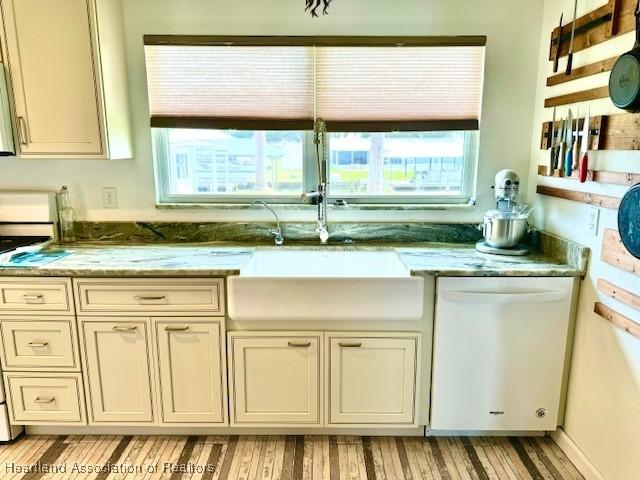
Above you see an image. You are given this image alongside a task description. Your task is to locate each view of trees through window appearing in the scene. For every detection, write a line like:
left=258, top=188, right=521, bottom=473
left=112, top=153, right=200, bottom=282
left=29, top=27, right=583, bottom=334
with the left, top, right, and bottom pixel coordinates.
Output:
left=164, top=129, right=469, bottom=199
left=166, top=129, right=304, bottom=196
left=328, top=132, right=466, bottom=196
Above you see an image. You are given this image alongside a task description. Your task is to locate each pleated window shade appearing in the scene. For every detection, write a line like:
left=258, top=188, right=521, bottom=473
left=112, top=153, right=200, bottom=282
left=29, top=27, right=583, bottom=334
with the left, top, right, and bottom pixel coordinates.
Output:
left=145, top=45, right=315, bottom=129
left=144, top=40, right=485, bottom=131
left=316, top=46, right=485, bottom=131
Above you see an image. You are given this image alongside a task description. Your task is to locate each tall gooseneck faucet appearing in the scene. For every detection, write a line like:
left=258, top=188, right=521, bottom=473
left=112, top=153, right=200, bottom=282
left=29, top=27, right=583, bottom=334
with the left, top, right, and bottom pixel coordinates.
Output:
left=301, top=119, right=329, bottom=244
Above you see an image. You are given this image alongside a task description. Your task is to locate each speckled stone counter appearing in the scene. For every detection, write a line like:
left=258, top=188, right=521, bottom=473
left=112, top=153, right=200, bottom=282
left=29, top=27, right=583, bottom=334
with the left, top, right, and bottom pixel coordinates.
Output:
left=0, top=240, right=588, bottom=278
left=397, top=245, right=585, bottom=277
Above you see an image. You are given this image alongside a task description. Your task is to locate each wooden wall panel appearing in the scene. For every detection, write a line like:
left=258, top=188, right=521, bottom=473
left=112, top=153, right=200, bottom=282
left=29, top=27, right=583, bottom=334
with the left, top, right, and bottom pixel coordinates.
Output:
left=546, top=57, right=616, bottom=86
left=601, top=229, right=640, bottom=275
left=597, top=279, right=640, bottom=310
left=549, top=0, right=637, bottom=60
left=536, top=186, right=621, bottom=209
left=594, top=302, right=640, bottom=340
left=544, top=86, right=610, bottom=108
left=537, top=166, right=640, bottom=186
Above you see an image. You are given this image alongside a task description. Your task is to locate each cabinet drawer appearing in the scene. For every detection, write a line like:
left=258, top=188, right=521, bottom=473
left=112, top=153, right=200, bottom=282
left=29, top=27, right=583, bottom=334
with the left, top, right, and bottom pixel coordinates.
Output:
left=1, top=320, right=78, bottom=370
left=4, top=373, right=85, bottom=424
left=0, top=279, right=73, bottom=314
left=75, top=279, right=224, bottom=315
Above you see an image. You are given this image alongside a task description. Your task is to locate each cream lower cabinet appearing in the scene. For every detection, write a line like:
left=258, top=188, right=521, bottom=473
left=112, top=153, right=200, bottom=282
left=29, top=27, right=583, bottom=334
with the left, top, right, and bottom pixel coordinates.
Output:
left=327, top=333, right=419, bottom=426
left=155, top=319, right=225, bottom=425
left=228, top=333, right=321, bottom=426
left=80, top=316, right=226, bottom=425
left=81, top=318, right=154, bottom=424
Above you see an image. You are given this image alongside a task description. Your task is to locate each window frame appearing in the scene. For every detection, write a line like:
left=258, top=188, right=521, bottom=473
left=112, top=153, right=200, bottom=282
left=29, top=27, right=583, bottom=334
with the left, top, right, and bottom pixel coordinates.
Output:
left=153, top=128, right=479, bottom=205
left=148, top=35, right=485, bottom=207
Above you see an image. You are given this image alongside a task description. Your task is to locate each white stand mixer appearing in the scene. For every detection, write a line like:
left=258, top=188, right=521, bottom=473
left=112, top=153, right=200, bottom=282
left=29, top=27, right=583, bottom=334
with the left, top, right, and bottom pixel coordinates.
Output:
left=476, top=170, right=531, bottom=256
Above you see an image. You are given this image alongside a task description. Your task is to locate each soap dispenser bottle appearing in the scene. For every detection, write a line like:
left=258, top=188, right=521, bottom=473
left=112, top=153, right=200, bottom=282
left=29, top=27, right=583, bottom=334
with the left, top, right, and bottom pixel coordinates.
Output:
left=58, top=186, right=77, bottom=243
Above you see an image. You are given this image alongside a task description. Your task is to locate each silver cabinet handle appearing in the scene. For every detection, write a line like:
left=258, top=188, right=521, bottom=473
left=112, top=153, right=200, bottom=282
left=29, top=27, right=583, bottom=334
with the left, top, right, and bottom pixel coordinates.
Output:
left=34, top=396, right=55, bottom=404
left=17, top=116, right=28, bottom=146
left=133, top=295, right=167, bottom=302
left=288, top=341, right=311, bottom=347
left=27, top=341, right=49, bottom=348
left=113, top=325, right=138, bottom=332
left=21, top=294, right=44, bottom=304
left=165, top=326, right=189, bottom=332
left=339, top=342, right=362, bottom=348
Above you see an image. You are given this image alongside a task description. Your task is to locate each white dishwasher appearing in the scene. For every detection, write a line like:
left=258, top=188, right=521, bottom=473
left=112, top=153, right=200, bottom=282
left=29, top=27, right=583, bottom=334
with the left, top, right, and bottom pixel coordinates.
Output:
left=430, top=276, right=574, bottom=432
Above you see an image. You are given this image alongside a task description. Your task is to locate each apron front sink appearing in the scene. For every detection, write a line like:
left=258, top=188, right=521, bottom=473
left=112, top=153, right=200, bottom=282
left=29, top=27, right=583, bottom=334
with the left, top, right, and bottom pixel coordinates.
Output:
left=227, top=250, right=424, bottom=321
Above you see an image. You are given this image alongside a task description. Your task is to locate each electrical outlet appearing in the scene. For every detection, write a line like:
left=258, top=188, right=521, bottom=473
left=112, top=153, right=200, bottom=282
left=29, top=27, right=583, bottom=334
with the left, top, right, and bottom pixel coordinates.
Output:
left=587, top=206, right=600, bottom=236
left=102, top=187, right=117, bottom=209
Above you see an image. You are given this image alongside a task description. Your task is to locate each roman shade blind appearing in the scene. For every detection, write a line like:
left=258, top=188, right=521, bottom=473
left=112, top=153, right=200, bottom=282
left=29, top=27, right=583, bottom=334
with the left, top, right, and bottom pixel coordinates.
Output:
left=144, top=36, right=486, bottom=132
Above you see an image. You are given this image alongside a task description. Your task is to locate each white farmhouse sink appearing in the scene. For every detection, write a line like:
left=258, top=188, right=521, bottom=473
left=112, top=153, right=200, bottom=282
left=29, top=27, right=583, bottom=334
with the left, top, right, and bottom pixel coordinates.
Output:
left=227, top=250, right=424, bottom=321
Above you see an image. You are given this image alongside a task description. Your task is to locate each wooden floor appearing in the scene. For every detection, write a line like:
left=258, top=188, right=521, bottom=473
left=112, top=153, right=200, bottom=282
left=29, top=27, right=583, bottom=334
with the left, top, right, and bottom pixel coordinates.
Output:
left=0, top=434, right=584, bottom=480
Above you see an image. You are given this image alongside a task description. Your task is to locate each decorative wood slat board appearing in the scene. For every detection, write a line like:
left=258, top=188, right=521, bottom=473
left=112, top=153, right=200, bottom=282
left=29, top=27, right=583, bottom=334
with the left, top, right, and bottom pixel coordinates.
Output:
left=546, top=57, right=617, bottom=86
left=602, top=228, right=640, bottom=275
left=597, top=278, right=640, bottom=310
left=0, top=434, right=585, bottom=479
left=540, top=116, right=602, bottom=150
left=548, top=0, right=636, bottom=60
left=544, top=86, right=610, bottom=108
left=594, top=302, right=640, bottom=340
left=540, top=112, right=640, bottom=152
left=537, top=165, right=640, bottom=185
left=600, top=113, right=640, bottom=150
left=536, top=185, right=621, bottom=209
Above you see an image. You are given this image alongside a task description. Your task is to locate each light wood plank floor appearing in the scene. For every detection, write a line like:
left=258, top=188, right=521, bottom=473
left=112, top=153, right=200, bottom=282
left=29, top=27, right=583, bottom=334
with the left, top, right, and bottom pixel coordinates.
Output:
left=0, top=434, right=584, bottom=479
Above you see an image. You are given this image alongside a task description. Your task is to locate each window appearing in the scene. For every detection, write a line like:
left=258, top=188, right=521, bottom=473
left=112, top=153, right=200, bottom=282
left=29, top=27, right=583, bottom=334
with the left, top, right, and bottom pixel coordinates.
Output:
left=146, top=36, right=485, bottom=204
left=328, top=131, right=475, bottom=198
left=159, top=129, right=305, bottom=199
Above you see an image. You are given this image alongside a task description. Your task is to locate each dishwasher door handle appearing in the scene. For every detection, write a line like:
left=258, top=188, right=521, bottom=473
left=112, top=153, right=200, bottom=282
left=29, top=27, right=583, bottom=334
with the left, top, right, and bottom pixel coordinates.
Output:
left=440, top=290, right=570, bottom=304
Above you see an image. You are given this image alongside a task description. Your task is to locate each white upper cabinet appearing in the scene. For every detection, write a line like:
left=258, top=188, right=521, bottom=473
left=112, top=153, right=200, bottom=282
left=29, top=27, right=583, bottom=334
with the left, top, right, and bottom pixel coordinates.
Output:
left=0, top=0, right=132, bottom=158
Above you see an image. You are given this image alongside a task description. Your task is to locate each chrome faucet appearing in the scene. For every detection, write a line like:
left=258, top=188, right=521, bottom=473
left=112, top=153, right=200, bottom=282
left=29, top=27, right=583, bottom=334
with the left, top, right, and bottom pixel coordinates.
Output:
left=251, top=200, right=284, bottom=246
left=302, top=119, right=330, bottom=244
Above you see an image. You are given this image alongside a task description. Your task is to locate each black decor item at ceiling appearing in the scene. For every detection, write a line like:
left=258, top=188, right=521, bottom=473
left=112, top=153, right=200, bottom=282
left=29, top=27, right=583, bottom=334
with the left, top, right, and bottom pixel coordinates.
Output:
left=306, top=0, right=332, bottom=17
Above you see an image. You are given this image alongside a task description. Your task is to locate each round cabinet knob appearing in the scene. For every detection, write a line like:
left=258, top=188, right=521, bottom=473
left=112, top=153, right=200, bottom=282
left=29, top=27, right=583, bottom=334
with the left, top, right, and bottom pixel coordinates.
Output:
left=536, top=408, right=547, bottom=418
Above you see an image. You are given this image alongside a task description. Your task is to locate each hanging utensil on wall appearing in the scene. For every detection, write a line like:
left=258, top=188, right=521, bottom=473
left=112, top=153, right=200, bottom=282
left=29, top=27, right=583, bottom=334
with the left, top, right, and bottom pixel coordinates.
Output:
left=618, top=183, right=640, bottom=259
left=553, top=13, right=564, bottom=73
left=609, top=1, right=640, bottom=110
left=565, top=108, right=574, bottom=176
left=579, top=107, right=590, bottom=182
left=566, top=0, right=578, bottom=75
left=549, top=107, right=557, bottom=174
left=559, top=116, right=568, bottom=172
left=573, top=107, right=581, bottom=171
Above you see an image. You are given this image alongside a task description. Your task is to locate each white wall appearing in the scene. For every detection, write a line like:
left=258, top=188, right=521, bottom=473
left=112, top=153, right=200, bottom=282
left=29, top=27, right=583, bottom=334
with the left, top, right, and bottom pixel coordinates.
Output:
left=0, top=0, right=542, bottom=222
left=528, top=2, right=640, bottom=479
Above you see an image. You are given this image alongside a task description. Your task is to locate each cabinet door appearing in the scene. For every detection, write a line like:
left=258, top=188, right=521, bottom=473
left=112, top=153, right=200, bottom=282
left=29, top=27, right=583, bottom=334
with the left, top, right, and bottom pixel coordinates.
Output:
left=229, top=334, right=321, bottom=425
left=81, top=319, right=154, bottom=423
left=328, top=335, right=417, bottom=425
left=155, top=319, right=225, bottom=424
left=1, top=0, right=103, bottom=156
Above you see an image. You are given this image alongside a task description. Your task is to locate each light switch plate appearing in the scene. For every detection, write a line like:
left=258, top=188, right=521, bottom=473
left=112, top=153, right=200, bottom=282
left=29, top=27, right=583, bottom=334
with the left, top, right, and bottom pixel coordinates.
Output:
left=587, top=206, right=600, bottom=236
left=102, top=187, right=117, bottom=209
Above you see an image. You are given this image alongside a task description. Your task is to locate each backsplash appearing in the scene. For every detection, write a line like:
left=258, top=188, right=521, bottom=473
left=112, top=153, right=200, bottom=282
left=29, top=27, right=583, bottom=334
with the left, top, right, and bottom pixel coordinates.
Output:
left=72, top=222, right=485, bottom=244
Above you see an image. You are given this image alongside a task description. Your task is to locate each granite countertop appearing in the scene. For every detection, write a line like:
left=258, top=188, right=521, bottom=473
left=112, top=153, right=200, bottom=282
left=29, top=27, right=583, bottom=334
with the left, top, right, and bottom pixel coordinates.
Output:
left=0, top=241, right=587, bottom=277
